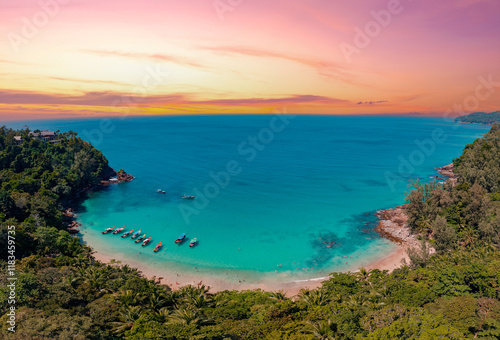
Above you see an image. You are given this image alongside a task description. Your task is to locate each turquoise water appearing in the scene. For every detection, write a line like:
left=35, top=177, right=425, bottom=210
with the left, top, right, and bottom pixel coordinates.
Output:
left=6, top=115, right=490, bottom=282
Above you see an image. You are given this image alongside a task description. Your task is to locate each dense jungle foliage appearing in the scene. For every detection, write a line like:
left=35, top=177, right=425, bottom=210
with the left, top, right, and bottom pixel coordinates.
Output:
left=1, top=126, right=500, bottom=339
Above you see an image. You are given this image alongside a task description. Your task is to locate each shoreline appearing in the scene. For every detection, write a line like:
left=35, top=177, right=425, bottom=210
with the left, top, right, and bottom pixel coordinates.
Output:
left=92, top=251, right=327, bottom=296
left=90, top=243, right=404, bottom=296
left=63, top=168, right=134, bottom=234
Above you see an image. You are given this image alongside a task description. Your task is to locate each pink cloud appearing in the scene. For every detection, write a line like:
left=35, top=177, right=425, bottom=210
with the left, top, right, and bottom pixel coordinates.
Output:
left=0, top=89, right=348, bottom=108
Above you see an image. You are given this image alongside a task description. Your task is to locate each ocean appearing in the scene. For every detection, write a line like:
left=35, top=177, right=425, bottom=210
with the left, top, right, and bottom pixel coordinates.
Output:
left=6, top=115, right=490, bottom=283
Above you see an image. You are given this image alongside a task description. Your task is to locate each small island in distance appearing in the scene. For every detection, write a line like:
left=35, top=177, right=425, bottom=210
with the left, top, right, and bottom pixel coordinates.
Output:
left=455, top=111, right=500, bottom=125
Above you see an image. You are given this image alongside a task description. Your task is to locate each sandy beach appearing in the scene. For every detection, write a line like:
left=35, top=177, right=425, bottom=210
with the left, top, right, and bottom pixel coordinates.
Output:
left=91, top=240, right=408, bottom=297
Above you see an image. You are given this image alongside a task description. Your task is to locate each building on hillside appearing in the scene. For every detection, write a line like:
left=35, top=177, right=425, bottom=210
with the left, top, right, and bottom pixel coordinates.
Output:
left=29, top=130, right=59, bottom=142
left=14, top=136, right=23, bottom=145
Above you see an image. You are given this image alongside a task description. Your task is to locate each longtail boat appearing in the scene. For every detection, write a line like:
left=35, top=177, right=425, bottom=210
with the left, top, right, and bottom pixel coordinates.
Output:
left=189, top=237, right=197, bottom=248
left=130, top=229, right=142, bottom=239
left=113, top=226, right=126, bottom=234
left=182, top=195, right=195, bottom=199
left=154, top=240, right=163, bottom=252
left=135, top=233, right=147, bottom=243
left=101, top=226, right=115, bottom=234
left=174, top=233, right=186, bottom=244
left=142, top=236, right=152, bottom=246
left=121, top=228, right=134, bottom=238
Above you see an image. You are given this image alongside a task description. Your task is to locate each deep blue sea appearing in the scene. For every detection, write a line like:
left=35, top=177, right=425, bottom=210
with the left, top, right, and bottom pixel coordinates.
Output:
left=5, top=115, right=490, bottom=283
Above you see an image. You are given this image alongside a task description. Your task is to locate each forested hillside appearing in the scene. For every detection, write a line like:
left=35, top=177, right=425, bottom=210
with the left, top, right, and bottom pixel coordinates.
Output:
left=1, top=126, right=500, bottom=339
left=0, top=127, right=113, bottom=260
left=455, top=111, right=500, bottom=125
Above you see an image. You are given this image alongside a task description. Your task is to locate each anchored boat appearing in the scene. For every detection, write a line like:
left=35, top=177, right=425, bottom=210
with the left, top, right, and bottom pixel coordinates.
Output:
left=174, top=233, right=186, bottom=244
left=154, top=240, right=163, bottom=252
left=113, top=226, right=126, bottom=234
left=121, top=228, right=134, bottom=238
left=102, top=226, right=115, bottom=234
left=135, top=233, right=147, bottom=243
left=131, top=229, right=142, bottom=239
left=142, top=236, right=152, bottom=246
left=189, top=237, right=197, bottom=247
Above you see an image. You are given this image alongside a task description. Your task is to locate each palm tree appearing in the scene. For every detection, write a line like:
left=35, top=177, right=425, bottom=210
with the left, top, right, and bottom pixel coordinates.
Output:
left=374, top=285, right=390, bottom=300
left=343, top=295, right=366, bottom=311
left=111, top=306, right=143, bottom=334
left=364, top=291, right=386, bottom=310
left=120, top=264, right=141, bottom=278
left=462, top=227, right=477, bottom=247
left=169, top=290, right=183, bottom=308
left=307, top=319, right=343, bottom=340
left=147, top=292, right=170, bottom=312
left=270, top=290, right=287, bottom=301
left=180, top=284, right=210, bottom=299
left=155, top=307, right=170, bottom=323
left=331, top=293, right=343, bottom=304
left=186, top=293, right=213, bottom=309
left=72, top=254, right=90, bottom=268
left=169, top=306, right=211, bottom=326
left=72, top=266, right=112, bottom=296
left=299, top=289, right=329, bottom=307
left=179, top=284, right=213, bottom=308
left=115, top=290, right=140, bottom=307
left=356, top=267, right=371, bottom=285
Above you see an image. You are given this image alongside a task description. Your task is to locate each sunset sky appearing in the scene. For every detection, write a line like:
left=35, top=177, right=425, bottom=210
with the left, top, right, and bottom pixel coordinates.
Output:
left=1, top=0, right=499, bottom=120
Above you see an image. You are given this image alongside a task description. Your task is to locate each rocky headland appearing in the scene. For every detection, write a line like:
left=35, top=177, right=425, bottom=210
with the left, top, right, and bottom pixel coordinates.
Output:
left=376, top=164, right=457, bottom=249
left=100, top=168, right=134, bottom=185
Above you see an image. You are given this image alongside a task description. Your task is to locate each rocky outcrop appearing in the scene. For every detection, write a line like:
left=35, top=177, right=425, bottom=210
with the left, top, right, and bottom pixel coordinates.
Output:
left=116, top=170, right=134, bottom=182
left=63, top=208, right=75, bottom=218
left=101, top=168, right=134, bottom=185
left=65, top=209, right=81, bottom=233
left=436, top=163, right=457, bottom=185
left=376, top=205, right=419, bottom=248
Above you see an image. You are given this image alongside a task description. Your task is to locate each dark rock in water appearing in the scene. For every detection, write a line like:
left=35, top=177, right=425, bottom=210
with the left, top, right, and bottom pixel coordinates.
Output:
left=101, top=168, right=134, bottom=185
left=117, top=169, right=134, bottom=182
